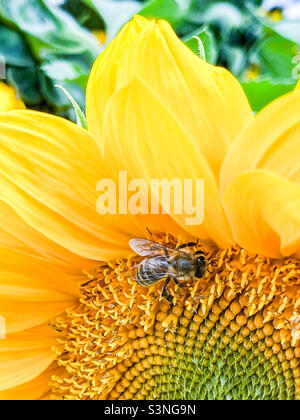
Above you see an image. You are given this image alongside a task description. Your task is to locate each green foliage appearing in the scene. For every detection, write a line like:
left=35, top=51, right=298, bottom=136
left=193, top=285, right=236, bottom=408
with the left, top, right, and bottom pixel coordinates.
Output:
left=0, top=0, right=101, bottom=119
left=241, top=77, right=296, bottom=113
left=55, top=84, right=87, bottom=128
left=0, top=0, right=298, bottom=120
left=82, top=0, right=142, bottom=41
left=140, top=0, right=193, bottom=28
left=183, top=26, right=219, bottom=64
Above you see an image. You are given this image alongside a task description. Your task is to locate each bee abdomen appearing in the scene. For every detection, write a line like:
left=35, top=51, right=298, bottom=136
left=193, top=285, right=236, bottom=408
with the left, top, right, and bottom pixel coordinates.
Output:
left=135, top=257, right=167, bottom=286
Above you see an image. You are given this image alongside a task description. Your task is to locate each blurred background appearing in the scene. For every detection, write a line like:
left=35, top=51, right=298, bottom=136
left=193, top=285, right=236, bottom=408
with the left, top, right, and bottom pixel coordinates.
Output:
left=0, top=0, right=299, bottom=121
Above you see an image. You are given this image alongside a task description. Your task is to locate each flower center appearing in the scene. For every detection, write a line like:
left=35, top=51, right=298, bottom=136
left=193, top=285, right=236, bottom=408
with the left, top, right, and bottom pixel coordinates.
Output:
left=50, top=234, right=300, bottom=400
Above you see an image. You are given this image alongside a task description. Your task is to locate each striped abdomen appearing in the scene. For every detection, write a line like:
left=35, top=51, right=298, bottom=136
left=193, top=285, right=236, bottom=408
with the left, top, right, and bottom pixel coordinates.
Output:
left=135, top=256, right=169, bottom=286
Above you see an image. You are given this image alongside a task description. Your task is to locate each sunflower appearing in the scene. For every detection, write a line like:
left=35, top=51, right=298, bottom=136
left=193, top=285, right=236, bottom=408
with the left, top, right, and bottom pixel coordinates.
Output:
left=0, top=16, right=299, bottom=400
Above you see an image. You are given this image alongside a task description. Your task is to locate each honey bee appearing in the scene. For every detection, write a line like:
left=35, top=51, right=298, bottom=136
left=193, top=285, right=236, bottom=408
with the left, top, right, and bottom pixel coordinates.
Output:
left=128, top=238, right=207, bottom=302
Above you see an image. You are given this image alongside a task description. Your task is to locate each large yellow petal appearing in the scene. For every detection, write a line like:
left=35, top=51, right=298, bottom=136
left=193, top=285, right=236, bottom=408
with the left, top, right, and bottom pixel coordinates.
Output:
left=223, top=170, right=300, bottom=258
left=0, top=82, right=25, bottom=112
left=86, top=15, right=147, bottom=153
left=87, top=17, right=253, bottom=181
left=0, top=325, right=56, bottom=391
left=102, top=79, right=233, bottom=247
left=0, top=362, right=61, bottom=400
left=0, top=110, right=136, bottom=261
left=220, top=90, right=300, bottom=194
left=0, top=247, right=78, bottom=333
left=0, top=201, right=98, bottom=272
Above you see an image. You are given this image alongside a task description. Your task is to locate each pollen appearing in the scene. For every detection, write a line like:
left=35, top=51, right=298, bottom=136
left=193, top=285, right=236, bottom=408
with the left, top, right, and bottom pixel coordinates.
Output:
left=50, top=234, right=300, bottom=400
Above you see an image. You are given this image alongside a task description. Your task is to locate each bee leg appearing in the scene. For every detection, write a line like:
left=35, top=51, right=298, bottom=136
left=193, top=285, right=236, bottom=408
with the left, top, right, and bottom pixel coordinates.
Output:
left=176, top=240, right=199, bottom=250
left=173, top=278, right=184, bottom=288
left=161, top=277, right=173, bottom=302
left=193, top=250, right=206, bottom=256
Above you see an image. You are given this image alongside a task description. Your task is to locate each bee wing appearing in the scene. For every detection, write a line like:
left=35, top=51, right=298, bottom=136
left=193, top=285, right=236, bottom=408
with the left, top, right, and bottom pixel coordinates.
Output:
left=129, top=238, right=173, bottom=257
left=125, top=257, right=181, bottom=282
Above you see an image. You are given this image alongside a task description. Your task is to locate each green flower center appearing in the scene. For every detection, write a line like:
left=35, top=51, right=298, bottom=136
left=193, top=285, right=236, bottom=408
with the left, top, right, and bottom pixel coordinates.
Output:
left=50, top=236, right=299, bottom=400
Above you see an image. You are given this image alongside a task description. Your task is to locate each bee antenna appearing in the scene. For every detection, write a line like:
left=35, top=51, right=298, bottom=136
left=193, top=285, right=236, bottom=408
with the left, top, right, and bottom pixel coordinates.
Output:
left=146, top=227, right=153, bottom=237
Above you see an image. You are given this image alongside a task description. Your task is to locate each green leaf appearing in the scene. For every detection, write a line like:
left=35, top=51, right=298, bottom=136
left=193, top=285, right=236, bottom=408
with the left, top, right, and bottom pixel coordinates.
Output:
left=183, top=26, right=219, bottom=64
left=40, top=58, right=91, bottom=116
left=241, top=77, right=296, bottom=113
left=38, top=69, right=87, bottom=118
left=55, top=84, right=87, bottom=128
left=188, top=2, right=245, bottom=30
left=223, top=45, right=247, bottom=76
left=140, top=0, right=193, bottom=28
left=63, top=0, right=105, bottom=31
left=81, top=0, right=141, bottom=41
left=41, top=58, right=89, bottom=89
left=0, top=0, right=101, bottom=122
left=263, top=19, right=300, bottom=45
left=38, top=72, right=70, bottom=111
left=0, top=24, right=34, bottom=67
left=253, top=34, right=299, bottom=80
left=6, top=66, right=42, bottom=105
left=0, top=0, right=100, bottom=61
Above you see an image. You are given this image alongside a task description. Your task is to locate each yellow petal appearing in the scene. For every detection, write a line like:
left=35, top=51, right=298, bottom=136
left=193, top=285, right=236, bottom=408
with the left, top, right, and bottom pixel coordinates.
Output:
left=0, top=201, right=99, bottom=272
left=0, top=325, right=57, bottom=391
left=220, top=90, right=300, bottom=194
left=0, top=362, right=60, bottom=400
left=0, top=247, right=78, bottom=333
left=223, top=170, right=300, bottom=258
left=86, top=15, right=147, bottom=153
left=102, top=79, right=233, bottom=247
left=296, top=79, right=300, bottom=90
left=87, top=17, right=253, bottom=181
left=0, top=82, right=25, bottom=112
left=0, top=110, right=133, bottom=261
